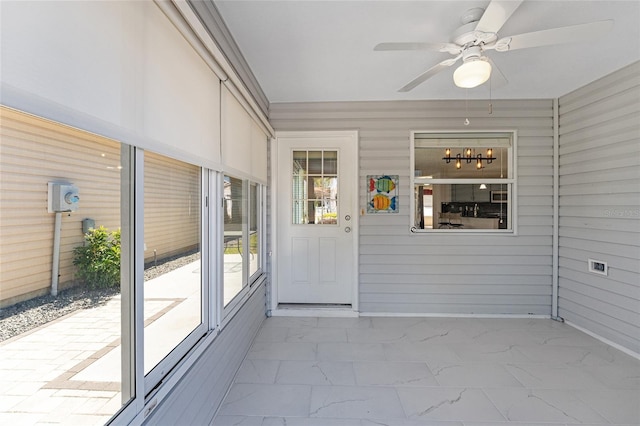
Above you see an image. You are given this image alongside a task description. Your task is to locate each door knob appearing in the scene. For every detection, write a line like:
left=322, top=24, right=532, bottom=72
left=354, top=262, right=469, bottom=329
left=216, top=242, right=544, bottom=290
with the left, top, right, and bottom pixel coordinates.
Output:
left=345, top=214, right=351, bottom=221
left=345, top=226, right=351, bottom=233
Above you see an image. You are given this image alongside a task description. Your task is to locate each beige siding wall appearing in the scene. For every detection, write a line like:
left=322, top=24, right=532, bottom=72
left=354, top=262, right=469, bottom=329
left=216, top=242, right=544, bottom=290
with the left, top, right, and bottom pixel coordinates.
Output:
left=558, top=62, right=640, bottom=353
left=270, top=99, right=555, bottom=315
left=0, top=107, right=121, bottom=306
left=144, top=151, right=201, bottom=265
left=0, top=107, right=201, bottom=307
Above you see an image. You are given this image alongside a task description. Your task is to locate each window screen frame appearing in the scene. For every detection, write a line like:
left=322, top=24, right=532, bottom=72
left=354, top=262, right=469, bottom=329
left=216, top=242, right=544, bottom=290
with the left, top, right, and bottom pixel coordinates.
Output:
left=220, top=173, right=266, bottom=324
left=139, top=149, right=210, bottom=394
left=410, top=130, right=518, bottom=235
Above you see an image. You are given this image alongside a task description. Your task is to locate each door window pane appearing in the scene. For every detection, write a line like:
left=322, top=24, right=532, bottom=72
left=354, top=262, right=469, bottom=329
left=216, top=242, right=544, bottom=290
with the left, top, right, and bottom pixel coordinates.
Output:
left=143, top=151, right=201, bottom=375
left=307, top=150, right=323, bottom=174
left=291, top=150, right=339, bottom=225
left=323, top=151, right=338, bottom=174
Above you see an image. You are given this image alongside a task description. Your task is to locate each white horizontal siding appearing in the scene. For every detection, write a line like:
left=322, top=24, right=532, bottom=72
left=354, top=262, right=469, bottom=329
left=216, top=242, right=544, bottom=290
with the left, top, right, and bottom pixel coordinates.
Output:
left=270, top=99, right=554, bottom=315
left=558, top=61, right=640, bottom=354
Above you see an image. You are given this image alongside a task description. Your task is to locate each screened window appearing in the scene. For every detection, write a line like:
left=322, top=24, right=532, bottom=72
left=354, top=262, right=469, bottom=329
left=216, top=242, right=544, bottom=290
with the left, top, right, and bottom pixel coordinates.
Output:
left=412, top=132, right=515, bottom=232
left=222, top=175, right=264, bottom=312
left=1, top=109, right=267, bottom=425
left=223, top=175, right=246, bottom=306
left=143, top=151, right=206, bottom=385
left=0, top=108, right=134, bottom=419
left=249, top=182, right=260, bottom=279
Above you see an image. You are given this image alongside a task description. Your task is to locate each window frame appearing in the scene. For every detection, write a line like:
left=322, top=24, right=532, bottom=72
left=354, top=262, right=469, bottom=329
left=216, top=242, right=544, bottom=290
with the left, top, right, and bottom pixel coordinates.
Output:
left=410, top=130, right=518, bottom=234
left=138, top=149, right=210, bottom=394
left=2, top=110, right=268, bottom=426
left=221, top=174, right=247, bottom=313
left=220, top=174, right=266, bottom=323
left=248, top=181, right=264, bottom=284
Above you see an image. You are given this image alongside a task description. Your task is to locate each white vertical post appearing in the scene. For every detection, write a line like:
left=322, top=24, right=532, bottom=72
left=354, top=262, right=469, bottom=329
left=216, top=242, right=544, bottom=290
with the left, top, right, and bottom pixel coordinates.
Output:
left=51, top=212, right=62, bottom=296
left=552, top=98, right=560, bottom=319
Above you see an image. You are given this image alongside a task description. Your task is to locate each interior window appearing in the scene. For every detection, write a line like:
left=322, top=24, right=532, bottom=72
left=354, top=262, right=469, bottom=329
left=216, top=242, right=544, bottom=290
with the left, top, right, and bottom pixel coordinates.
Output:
left=412, top=132, right=514, bottom=232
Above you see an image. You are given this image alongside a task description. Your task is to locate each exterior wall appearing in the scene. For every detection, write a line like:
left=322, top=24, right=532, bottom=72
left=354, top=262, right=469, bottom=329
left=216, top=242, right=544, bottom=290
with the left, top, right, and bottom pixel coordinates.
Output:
left=270, top=99, right=555, bottom=315
left=143, top=151, right=201, bottom=265
left=0, top=108, right=200, bottom=307
left=558, top=62, right=640, bottom=353
left=2, top=2, right=270, bottom=425
left=144, top=281, right=266, bottom=425
left=0, top=108, right=121, bottom=306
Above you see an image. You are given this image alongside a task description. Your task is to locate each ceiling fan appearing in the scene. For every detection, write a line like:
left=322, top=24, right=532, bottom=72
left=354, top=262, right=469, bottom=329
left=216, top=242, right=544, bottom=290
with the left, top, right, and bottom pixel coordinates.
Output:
left=374, top=0, right=614, bottom=92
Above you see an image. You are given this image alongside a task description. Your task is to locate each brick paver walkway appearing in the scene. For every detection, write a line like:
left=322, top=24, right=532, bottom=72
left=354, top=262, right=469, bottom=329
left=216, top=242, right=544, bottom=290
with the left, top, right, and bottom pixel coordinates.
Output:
left=0, top=296, right=122, bottom=425
left=0, top=255, right=244, bottom=425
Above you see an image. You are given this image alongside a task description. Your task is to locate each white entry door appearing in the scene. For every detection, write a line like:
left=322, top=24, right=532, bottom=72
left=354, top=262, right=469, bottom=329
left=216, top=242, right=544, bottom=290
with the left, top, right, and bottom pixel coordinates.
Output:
left=276, top=131, right=357, bottom=305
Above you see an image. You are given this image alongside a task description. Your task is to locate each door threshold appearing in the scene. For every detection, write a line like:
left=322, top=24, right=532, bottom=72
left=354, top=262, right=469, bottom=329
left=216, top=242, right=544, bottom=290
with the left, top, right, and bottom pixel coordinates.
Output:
left=271, top=303, right=358, bottom=318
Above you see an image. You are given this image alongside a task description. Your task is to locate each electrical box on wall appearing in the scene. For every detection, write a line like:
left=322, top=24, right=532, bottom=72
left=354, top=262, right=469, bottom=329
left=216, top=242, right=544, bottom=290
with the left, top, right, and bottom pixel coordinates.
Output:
left=82, top=218, right=95, bottom=234
left=48, top=182, right=80, bottom=213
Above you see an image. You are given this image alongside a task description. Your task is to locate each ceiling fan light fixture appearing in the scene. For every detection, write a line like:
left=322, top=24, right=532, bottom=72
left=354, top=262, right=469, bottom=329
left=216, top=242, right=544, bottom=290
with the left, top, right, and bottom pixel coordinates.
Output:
left=453, top=59, right=492, bottom=88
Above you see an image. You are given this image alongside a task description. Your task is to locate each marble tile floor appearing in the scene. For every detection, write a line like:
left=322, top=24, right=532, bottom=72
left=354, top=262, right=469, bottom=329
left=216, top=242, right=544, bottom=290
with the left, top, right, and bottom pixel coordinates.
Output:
left=212, top=316, right=640, bottom=426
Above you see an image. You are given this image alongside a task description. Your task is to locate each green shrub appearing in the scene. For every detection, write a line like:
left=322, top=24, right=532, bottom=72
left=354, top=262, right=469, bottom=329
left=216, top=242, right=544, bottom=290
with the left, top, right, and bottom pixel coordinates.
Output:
left=73, top=226, right=121, bottom=289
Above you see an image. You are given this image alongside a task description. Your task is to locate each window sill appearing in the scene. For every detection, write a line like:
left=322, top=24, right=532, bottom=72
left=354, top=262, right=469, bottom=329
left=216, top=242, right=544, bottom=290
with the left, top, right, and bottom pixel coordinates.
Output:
left=410, top=227, right=515, bottom=235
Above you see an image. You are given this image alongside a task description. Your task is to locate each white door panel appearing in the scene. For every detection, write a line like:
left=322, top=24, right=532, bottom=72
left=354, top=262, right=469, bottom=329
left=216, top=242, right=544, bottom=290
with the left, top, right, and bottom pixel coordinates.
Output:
left=276, top=131, right=357, bottom=305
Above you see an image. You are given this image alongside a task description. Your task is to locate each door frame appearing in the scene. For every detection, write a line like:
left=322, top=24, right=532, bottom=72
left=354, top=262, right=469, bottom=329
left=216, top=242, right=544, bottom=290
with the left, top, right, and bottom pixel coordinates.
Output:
left=270, top=130, right=359, bottom=316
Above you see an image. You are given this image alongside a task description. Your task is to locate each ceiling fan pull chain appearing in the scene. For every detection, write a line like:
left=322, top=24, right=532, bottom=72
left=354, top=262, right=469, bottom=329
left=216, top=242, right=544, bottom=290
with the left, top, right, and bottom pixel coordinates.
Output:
left=488, top=75, right=493, bottom=115
left=464, top=89, right=470, bottom=125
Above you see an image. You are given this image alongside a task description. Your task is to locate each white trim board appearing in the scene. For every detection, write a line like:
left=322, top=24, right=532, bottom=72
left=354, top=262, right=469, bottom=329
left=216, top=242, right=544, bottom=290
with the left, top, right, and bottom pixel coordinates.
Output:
left=270, top=307, right=359, bottom=318
left=360, top=313, right=551, bottom=319
left=565, top=320, right=640, bottom=361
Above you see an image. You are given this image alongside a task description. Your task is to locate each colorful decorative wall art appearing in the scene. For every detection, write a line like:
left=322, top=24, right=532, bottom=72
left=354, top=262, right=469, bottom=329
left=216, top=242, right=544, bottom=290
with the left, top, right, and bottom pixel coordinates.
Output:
left=367, top=175, right=399, bottom=213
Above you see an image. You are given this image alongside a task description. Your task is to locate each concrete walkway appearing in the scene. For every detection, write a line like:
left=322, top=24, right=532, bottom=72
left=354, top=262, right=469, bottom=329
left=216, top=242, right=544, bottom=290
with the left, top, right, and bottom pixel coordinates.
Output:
left=0, top=256, right=242, bottom=425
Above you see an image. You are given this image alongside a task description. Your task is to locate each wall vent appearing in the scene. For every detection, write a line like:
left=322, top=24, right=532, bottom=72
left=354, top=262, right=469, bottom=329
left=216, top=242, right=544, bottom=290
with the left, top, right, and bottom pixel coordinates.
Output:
left=588, top=259, right=608, bottom=276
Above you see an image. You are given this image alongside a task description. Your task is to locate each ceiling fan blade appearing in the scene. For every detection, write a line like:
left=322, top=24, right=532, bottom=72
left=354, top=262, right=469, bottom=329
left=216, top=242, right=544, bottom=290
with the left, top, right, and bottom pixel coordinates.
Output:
left=475, top=0, right=523, bottom=34
left=398, top=56, right=460, bottom=92
left=375, top=42, right=461, bottom=54
left=497, top=20, right=614, bottom=51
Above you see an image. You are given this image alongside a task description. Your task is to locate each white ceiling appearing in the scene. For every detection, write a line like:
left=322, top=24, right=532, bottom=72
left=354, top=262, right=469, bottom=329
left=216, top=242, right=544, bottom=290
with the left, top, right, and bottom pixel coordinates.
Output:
left=213, top=0, right=640, bottom=103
